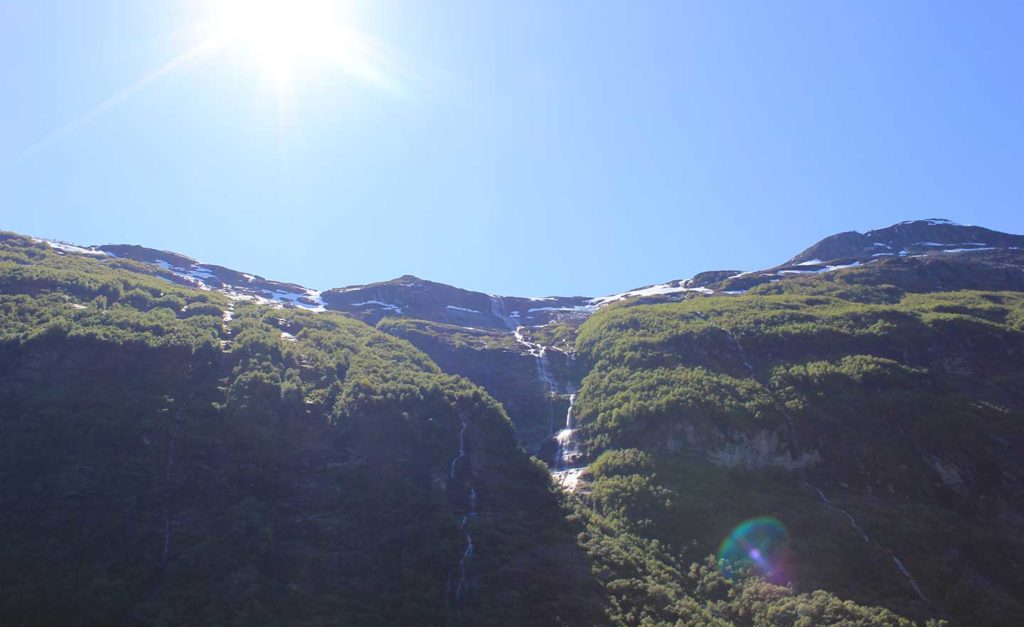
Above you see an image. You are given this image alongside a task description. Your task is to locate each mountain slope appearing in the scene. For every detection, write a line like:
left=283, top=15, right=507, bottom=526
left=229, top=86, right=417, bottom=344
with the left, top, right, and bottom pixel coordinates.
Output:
left=569, top=268, right=1024, bottom=625
left=787, top=219, right=1024, bottom=265
left=0, top=233, right=603, bottom=626
left=6, top=219, right=1024, bottom=625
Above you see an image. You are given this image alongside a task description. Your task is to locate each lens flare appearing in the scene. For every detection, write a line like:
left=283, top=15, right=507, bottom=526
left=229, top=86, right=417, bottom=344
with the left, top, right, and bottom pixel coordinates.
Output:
left=717, top=516, right=790, bottom=582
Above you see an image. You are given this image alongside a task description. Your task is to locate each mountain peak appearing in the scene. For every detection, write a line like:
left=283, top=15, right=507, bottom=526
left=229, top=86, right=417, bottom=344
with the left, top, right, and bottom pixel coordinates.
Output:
left=787, top=219, right=1023, bottom=265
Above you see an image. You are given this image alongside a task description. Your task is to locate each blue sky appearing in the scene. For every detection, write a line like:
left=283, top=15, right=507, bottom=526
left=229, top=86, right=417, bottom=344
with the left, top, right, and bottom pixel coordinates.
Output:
left=2, top=1, right=1022, bottom=296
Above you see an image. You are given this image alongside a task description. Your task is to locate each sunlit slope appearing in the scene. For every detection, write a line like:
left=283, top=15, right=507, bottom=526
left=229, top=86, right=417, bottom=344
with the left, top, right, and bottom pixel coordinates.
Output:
left=571, top=276, right=1024, bottom=625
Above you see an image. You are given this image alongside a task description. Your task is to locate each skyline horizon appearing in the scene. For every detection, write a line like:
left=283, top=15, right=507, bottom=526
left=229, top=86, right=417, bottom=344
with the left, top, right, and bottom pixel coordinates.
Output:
left=3, top=1, right=1022, bottom=296
left=10, top=214, right=1020, bottom=297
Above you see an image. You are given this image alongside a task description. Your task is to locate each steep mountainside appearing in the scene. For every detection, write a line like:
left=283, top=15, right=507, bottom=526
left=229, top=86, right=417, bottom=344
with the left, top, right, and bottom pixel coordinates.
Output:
left=5, top=218, right=1023, bottom=626
left=0, top=233, right=601, bottom=625
left=571, top=287, right=1024, bottom=625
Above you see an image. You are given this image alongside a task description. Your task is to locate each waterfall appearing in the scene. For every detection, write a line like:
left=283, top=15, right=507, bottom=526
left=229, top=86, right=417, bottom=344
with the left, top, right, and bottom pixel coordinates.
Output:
left=488, top=295, right=517, bottom=331
left=892, top=556, right=927, bottom=601
left=552, top=393, right=586, bottom=490
left=810, top=486, right=870, bottom=543
left=554, top=394, right=578, bottom=469
left=448, top=410, right=477, bottom=610
left=810, top=484, right=927, bottom=601
left=491, top=295, right=558, bottom=394
left=490, top=294, right=560, bottom=435
left=491, top=294, right=586, bottom=488
left=449, top=413, right=467, bottom=478
left=515, top=325, right=561, bottom=436
left=219, top=304, right=234, bottom=351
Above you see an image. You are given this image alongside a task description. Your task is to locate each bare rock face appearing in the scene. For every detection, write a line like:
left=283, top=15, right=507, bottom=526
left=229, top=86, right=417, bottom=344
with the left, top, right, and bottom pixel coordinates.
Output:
left=663, top=419, right=821, bottom=469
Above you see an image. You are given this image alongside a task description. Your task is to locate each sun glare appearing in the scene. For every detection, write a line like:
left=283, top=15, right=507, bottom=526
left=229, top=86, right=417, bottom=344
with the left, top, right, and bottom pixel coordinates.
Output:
left=202, top=0, right=390, bottom=89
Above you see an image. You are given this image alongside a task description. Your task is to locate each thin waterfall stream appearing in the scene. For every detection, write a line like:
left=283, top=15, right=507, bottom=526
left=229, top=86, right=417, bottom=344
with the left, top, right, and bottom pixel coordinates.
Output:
left=490, top=295, right=559, bottom=434
left=810, top=484, right=927, bottom=601
left=447, top=409, right=477, bottom=609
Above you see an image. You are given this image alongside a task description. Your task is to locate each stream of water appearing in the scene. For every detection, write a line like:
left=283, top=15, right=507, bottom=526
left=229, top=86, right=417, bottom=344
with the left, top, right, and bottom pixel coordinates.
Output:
left=552, top=393, right=586, bottom=490
left=447, top=410, right=477, bottom=609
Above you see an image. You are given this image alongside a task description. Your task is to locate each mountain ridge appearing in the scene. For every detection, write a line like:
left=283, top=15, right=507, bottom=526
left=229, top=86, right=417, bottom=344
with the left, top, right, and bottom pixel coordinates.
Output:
left=26, top=218, right=1024, bottom=320
left=5, top=219, right=1024, bottom=624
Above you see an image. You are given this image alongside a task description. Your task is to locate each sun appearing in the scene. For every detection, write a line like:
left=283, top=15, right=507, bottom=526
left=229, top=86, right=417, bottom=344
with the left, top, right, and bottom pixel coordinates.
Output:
left=201, top=0, right=387, bottom=88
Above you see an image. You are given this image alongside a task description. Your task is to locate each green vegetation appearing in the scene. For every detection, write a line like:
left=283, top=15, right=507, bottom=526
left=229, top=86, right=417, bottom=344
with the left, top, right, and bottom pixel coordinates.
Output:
left=519, top=321, right=578, bottom=353
left=4, top=231, right=1021, bottom=625
left=570, top=282, right=1024, bottom=625
left=574, top=449, right=940, bottom=626
left=0, top=234, right=599, bottom=626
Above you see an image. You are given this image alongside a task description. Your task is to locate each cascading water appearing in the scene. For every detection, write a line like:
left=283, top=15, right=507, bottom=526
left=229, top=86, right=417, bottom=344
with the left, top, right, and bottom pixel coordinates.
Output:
left=447, top=410, right=477, bottom=609
left=552, top=393, right=586, bottom=490
left=488, top=294, right=517, bottom=332
left=491, top=294, right=587, bottom=489
left=554, top=393, right=578, bottom=467
left=517, top=327, right=563, bottom=437
left=456, top=485, right=476, bottom=602
left=695, top=309, right=927, bottom=602
left=490, top=295, right=559, bottom=432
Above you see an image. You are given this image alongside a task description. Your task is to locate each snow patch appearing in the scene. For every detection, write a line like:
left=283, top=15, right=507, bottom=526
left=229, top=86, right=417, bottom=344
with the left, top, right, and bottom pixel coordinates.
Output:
left=779, top=261, right=862, bottom=275
left=896, top=218, right=960, bottom=226
left=268, top=288, right=327, bottom=312
left=153, top=259, right=213, bottom=291
left=446, top=305, right=482, bottom=314
left=34, top=238, right=110, bottom=257
left=528, top=305, right=599, bottom=314
left=352, top=300, right=404, bottom=314
left=590, top=282, right=713, bottom=306
left=939, top=247, right=995, bottom=254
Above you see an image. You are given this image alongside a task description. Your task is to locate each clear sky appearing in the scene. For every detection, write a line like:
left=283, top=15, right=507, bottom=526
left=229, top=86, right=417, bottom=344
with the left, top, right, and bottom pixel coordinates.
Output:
left=2, top=1, right=1022, bottom=296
